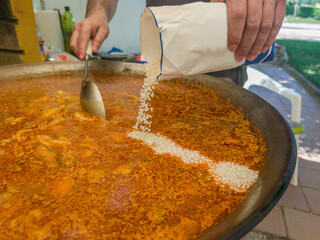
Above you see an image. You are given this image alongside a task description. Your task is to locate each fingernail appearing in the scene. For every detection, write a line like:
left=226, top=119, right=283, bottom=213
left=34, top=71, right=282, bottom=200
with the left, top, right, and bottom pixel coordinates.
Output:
left=229, top=44, right=237, bottom=52
left=79, top=54, right=84, bottom=60
left=235, top=55, right=244, bottom=62
left=247, top=55, right=257, bottom=61
left=261, top=47, right=268, bottom=53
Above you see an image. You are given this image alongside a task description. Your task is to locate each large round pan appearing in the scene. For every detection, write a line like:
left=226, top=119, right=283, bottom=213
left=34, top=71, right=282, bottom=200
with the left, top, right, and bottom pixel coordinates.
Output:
left=0, top=61, right=296, bottom=240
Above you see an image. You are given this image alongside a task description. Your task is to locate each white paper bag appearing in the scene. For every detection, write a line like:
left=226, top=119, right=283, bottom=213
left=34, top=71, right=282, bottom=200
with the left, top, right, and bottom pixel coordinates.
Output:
left=140, top=2, right=245, bottom=80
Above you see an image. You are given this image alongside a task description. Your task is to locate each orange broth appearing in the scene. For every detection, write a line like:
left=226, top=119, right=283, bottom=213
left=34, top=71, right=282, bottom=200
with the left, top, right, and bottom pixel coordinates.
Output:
left=0, top=73, right=266, bottom=239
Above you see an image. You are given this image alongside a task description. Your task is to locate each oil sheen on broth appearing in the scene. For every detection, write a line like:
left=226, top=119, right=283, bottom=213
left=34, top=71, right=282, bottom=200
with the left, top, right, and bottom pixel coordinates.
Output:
left=0, top=72, right=266, bottom=239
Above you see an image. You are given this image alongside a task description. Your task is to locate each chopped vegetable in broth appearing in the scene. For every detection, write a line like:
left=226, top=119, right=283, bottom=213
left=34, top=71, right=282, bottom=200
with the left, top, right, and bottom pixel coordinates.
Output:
left=0, top=73, right=266, bottom=239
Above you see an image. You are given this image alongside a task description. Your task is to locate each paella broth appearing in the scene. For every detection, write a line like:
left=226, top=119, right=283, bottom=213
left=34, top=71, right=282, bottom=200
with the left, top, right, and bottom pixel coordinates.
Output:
left=0, top=73, right=266, bottom=239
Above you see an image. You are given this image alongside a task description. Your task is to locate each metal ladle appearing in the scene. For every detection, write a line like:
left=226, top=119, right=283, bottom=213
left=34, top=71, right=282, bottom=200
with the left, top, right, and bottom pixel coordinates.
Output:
left=80, top=40, right=106, bottom=118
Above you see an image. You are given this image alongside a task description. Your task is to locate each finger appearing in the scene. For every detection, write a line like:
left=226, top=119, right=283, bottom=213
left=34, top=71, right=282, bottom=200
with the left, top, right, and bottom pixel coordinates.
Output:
left=262, top=0, right=286, bottom=53
left=78, top=21, right=92, bottom=60
left=92, top=25, right=109, bottom=53
left=70, top=24, right=80, bottom=57
left=235, top=0, right=263, bottom=61
left=247, top=0, right=275, bottom=61
left=226, top=0, right=246, bottom=52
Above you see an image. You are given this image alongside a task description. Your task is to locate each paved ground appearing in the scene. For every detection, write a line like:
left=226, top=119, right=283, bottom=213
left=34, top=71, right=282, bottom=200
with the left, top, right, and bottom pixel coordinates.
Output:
left=241, top=64, right=320, bottom=240
left=277, top=22, right=320, bottom=41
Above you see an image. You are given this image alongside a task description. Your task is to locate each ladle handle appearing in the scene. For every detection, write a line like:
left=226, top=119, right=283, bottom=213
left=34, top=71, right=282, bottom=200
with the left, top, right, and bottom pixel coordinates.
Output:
left=86, top=39, right=93, bottom=58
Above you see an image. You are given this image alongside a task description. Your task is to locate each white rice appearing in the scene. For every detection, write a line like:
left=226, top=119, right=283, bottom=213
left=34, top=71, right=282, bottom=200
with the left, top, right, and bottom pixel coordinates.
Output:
left=211, top=162, right=259, bottom=192
left=128, top=130, right=210, bottom=165
left=128, top=130, right=258, bottom=192
left=133, top=59, right=160, bottom=132
left=128, top=59, right=258, bottom=192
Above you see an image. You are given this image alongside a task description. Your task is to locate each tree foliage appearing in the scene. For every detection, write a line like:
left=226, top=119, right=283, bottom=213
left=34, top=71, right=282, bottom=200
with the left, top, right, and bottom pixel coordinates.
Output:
left=288, top=0, right=320, bottom=5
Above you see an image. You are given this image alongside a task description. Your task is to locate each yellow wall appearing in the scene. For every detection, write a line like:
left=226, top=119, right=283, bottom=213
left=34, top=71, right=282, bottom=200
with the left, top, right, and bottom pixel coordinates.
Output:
left=10, top=0, right=42, bottom=63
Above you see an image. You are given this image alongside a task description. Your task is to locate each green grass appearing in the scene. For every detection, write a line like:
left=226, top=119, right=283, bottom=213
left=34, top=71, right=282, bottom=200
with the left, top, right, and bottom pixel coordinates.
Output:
left=276, top=39, right=320, bottom=89
left=284, top=16, right=320, bottom=24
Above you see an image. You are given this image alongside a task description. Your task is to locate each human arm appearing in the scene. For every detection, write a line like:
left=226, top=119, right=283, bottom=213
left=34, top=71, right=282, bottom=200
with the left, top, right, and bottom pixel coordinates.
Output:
left=70, top=0, right=119, bottom=59
left=211, top=0, right=286, bottom=61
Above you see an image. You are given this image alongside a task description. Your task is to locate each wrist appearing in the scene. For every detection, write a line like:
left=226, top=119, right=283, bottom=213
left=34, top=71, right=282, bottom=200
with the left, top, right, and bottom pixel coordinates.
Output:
left=86, top=0, right=118, bottom=23
left=86, top=9, right=109, bottom=22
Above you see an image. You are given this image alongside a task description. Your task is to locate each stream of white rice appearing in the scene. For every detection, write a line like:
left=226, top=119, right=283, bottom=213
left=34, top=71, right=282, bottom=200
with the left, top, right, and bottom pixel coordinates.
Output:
left=128, top=59, right=258, bottom=192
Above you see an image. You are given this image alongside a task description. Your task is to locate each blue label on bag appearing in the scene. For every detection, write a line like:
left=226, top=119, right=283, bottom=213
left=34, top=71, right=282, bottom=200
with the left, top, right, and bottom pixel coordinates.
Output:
left=243, top=42, right=275, bottom=66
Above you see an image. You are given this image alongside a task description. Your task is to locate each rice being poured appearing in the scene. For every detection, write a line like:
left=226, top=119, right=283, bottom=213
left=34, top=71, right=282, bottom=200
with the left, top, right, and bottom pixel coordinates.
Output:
left=133, top=58, right=160, bottom=132
left=128, top=58, right=258, bottom=192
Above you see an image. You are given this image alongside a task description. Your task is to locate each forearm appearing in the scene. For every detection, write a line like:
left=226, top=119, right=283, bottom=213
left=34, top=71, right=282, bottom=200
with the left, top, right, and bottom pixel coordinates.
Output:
left=86, top=0, right=118, bottom=22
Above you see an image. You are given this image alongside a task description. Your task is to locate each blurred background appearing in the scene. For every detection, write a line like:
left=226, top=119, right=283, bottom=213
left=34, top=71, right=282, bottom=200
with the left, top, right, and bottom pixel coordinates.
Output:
left=0, top=0, right=146, bottom=65
left=32, top=0, right=145, bottom=54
